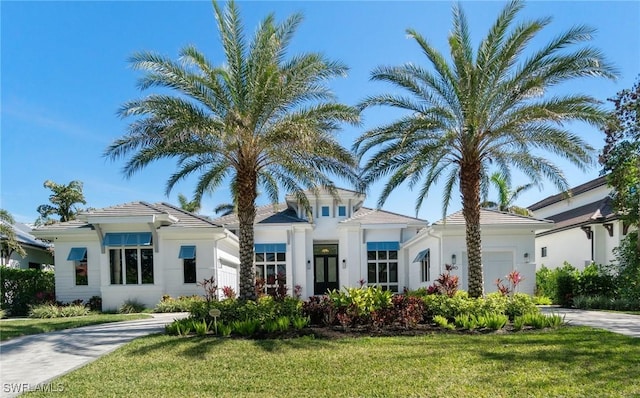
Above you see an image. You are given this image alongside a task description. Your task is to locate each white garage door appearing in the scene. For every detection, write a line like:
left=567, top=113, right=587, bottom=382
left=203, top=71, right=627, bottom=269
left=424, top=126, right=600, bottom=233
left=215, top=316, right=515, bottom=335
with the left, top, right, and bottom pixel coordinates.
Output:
left=482, top=251, right=514, bottom=293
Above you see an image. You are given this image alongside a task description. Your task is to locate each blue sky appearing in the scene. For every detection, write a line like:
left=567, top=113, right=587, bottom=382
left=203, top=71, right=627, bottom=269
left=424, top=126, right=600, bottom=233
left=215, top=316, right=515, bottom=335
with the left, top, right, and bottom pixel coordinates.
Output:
left=1, top=1, right=638, bottom=224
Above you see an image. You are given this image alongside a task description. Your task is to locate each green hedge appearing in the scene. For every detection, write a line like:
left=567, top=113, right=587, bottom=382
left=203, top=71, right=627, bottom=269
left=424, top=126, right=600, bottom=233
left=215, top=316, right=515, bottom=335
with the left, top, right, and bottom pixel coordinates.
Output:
left=0, top=267, right=55, bottom=316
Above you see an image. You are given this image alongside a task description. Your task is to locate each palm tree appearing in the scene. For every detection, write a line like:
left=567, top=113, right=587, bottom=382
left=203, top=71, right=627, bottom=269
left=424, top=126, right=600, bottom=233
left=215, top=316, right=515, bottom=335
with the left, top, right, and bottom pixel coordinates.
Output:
left=177, top=194, right=201, bottom=214
left=36, top=180, right=87, bottom=225
left=353, top=0, right=616, bottom=297
left=0, top=209, right=26, bottom=266
left=481, top=172, right=533, bottom=216
left=105, top=0, right=359, bottom=300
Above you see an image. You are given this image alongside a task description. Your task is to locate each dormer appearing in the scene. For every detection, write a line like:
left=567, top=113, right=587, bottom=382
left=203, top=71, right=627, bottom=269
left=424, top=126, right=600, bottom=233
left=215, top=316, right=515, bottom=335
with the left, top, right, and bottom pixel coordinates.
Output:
left=285, top=188, right=364, bottom=221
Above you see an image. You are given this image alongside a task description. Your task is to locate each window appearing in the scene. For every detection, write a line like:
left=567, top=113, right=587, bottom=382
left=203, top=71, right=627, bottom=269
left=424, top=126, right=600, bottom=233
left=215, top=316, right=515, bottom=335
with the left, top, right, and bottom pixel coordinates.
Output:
left=338, top=206, right=346, bottom=217
left=179, top=245, right=197, bottom=284
left=68, top=247, right=88, bottom=286
left=254, top=243, right=286, bottom=295
left=321, top=206, right=330, bottom=217
left=28, top=262, right=42, bottom=270
left=413, top=249, right=430, bottom=282
left=367, top=242, right=399, bottom=292
left=541, top=247, right=547, bottom=258
left=109, top=247, right=154, bottom=285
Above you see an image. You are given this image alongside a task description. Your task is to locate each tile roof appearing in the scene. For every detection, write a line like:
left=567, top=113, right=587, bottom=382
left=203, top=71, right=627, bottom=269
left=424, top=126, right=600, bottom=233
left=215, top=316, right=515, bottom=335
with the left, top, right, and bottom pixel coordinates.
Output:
left=528, top=175, right=609, bottom=210
left=432, top=208, right=553, bottom=227
left=0, top=222, right=52, bottom=249
left=213, top=203, right=308, bottom=227
left=340, top=207, right=427, bottom=225
left=537, top=196, right=618, bottom=235
left=34, top=202, right=223, bottom=232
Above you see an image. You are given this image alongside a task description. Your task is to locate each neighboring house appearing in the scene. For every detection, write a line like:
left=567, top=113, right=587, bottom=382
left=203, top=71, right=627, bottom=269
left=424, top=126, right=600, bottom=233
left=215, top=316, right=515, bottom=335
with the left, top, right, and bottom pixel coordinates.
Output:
left=0, top=221, right=53, bottom=269
left=215, top=189, right=552, bottom=297
left=32, top=202, right=239, bottom=311
left=529, top=175, right=630, bottom=270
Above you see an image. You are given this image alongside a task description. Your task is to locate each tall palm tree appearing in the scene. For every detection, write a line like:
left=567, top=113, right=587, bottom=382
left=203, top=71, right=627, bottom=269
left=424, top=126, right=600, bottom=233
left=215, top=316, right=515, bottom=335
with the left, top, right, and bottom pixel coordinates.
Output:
left=105, top=0, right=359, bottom=300
left=36, top=180, right=87, bottom=225
left=481, top=172, right=533, bottom=216
left=353, top=0, right=616, bottom=297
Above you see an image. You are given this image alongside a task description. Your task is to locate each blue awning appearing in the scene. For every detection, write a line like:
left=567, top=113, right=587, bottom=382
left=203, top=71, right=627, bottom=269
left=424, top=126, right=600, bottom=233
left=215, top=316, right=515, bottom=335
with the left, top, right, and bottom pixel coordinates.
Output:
left=67, top=247, right=87, bottom=261
left=413, top=249, right=430, bottom=263
left=254, top=243, right=286, bottom=253
left=178, top=245, right=196, bottom=259
left=103, top=232, right=152, bottom=247
left=366, top=241, right=400, bottom=251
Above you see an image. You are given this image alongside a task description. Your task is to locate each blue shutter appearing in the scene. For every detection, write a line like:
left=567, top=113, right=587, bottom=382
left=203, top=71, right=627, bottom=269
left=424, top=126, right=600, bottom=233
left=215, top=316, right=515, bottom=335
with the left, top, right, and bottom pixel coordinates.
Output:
left=254, top=243, right=286, bottom=253
left=67, top=247, right=87, bottom=261
left=366, top=241, right=400, bottom=251
left=413, top=249, right=429, bottom=262
left=178, top=245, right=196, bottom=259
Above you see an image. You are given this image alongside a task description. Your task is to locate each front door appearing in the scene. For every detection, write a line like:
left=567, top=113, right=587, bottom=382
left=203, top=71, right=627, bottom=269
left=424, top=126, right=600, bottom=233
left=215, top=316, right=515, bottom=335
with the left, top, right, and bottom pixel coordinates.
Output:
left=314, top=244, right=339, bottom=295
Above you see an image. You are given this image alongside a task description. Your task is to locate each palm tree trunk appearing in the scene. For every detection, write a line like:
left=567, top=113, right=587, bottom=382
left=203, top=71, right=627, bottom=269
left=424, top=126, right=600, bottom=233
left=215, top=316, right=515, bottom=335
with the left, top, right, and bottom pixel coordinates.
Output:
left=236, top=168, right=258, bottom=301
left=460, top=160, right=484, bottom=298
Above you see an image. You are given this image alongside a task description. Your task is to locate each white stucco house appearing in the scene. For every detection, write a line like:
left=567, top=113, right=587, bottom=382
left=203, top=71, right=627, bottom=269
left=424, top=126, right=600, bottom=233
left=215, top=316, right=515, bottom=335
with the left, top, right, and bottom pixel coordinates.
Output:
left=32, top=202, right=239, bottom=311
left=0, top=221, right=54, bottom=270
left=215, top=188, right=553, bottom=297
left=528, top=175, right=632, bottom=270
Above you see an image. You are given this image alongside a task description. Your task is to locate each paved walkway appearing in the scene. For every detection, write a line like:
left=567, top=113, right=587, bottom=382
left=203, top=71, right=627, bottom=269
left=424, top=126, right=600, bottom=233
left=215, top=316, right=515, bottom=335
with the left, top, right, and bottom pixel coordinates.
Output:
left=540, top=306, right=640, bottom=338
left=0, top=313, right=187, bottom=398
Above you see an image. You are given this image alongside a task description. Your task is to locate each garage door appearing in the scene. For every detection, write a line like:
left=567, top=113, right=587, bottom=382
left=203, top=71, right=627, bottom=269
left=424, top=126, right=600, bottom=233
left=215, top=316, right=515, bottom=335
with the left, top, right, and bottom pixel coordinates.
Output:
left=482, top=251, right=513, bottom=294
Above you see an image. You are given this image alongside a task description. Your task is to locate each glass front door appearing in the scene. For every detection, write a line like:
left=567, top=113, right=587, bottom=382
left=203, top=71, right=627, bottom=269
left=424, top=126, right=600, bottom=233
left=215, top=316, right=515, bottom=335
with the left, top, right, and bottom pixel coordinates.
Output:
left=313, top=244, right=339, bottom=295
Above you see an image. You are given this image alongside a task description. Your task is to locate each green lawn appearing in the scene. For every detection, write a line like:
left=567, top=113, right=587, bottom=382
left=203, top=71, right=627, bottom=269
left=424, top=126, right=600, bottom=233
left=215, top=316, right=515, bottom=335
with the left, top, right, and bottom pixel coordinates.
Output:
left=0, top=313, right=151, bottom=341
left=26, top=326, right=640, bottom=397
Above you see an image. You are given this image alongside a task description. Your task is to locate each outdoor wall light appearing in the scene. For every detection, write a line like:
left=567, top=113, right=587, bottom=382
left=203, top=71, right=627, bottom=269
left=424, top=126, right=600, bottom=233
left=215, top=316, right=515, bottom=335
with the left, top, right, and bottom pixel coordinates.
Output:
left=342, top=259, right=347, bottom=268
left=306, top=260, right=311, bottom=270
left=524, top=252, right=529, bottom=262
left=451, top=254, right=457, bottom=265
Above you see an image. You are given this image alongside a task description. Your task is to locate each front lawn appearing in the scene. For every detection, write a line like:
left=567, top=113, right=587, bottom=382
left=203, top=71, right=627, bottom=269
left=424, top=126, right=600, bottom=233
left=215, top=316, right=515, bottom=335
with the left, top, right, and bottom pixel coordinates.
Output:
left=0, top=313, right=151, bottom=341
left=26, top=326, right=640, bottom=397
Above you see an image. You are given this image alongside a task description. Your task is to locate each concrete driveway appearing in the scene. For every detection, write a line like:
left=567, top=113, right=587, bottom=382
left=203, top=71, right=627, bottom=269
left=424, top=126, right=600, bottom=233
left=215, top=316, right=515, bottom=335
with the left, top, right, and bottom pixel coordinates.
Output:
left=0, top=313, right=186, bottom=398
left=540, top=306, right=640, bottom=338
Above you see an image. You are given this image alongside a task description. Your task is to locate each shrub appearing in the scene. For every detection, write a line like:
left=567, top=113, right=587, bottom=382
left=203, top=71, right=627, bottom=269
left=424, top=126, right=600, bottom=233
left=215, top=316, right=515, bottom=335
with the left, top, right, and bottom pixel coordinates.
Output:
left=291, top=316, right=310, bottom=330
left=154, top=295, right=204, bottom=313
left=232, top=319, right=260, bottom=336
left=221, top=286, right=237, bottom=300
left=514, top=312, right=561, bottom=329
left=432, top=315, right=454, bottom=330
left=481, top=313, right=508, bottom=330
left=535, top=265, right=557, bottom=301
left=554, top=263, right=580, bottom=307
left=454, top=313, right=480, bottom=330
left=532, top=295, right=552, bottom=305
left=428, top=264, right=459, bottom=297
left=505, top=293, right=538, bottom=320
left=59, top=304, right=89, bottom=317
left=217, top=322, right=232, bottom=337
left=118, top=299, right=146, bottom=314
left=302, top=296, right=334, bottom=326
left=577, top=263, right=618, bottom=297
left=0, top=267, right=55, bottom=316
left=0, top=309, right=5, bottom=319
left=611, top=232, right=640, bottom=301
left=29, top=304, right=61, bottom=318
left=423, top=291, right=476, bottom=321
left=193, top=319, right=209, bottom=336
left=87, top=296, right=102, bottom=312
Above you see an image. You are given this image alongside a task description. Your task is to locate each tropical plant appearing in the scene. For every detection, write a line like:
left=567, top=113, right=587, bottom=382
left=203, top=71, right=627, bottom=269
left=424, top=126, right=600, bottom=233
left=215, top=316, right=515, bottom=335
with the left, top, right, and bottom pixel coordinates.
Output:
left=177, top=194, right=201, bottom=214
left=0, top=209, right=26, bottom=266
left=105, top=0, right=359, bottom=300
left=35, top=180, right=87, bottom=225
left=480, top=172, right=533, bottom=216
left=353, top=0, right=616, bottom=297
left=600, top=76, right=640, bottom=254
